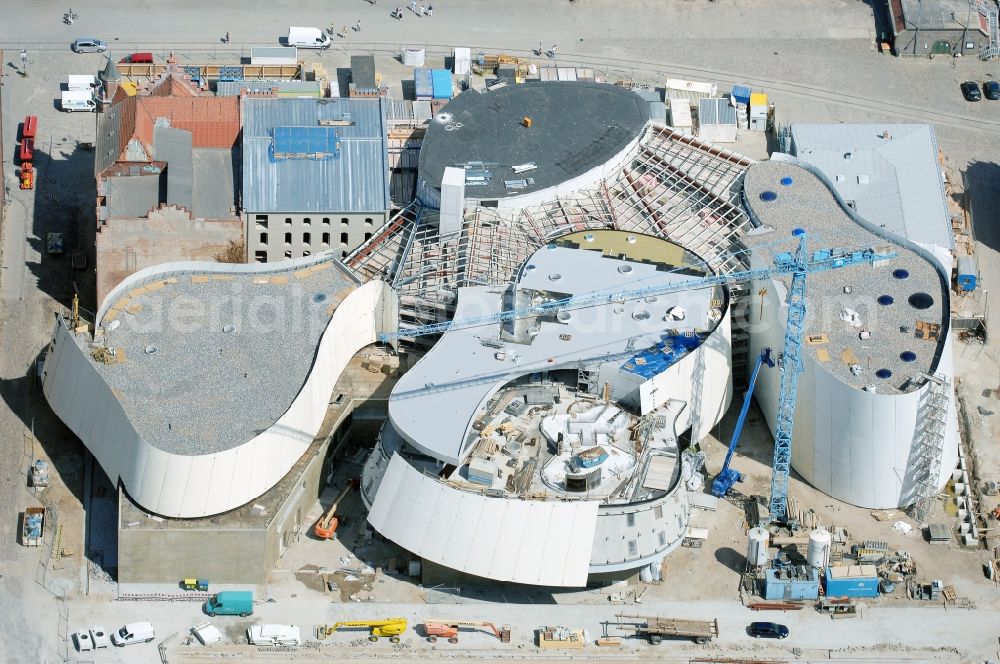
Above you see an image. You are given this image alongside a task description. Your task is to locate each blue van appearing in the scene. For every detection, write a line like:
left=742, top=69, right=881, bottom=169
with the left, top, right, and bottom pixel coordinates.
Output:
left=203, top=591, right=253, bottom=617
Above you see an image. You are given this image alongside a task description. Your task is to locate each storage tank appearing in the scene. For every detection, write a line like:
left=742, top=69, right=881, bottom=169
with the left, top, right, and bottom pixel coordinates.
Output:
left=747, top=527, right=770, bottom=567
left=807, top=528, right=832, bottom=568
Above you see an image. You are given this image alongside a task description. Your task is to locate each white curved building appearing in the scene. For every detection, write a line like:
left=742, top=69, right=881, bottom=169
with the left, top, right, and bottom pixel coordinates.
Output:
left=42, top=254, right=396, bottom=518
left=362, top=230, right=732, bottom=586
left=742, top=158, right=957, bottom=511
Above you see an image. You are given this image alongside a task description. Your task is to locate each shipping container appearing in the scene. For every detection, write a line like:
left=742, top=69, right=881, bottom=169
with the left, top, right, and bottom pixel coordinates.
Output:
left=431, top=69, right=453, bottom=99
left=414, top=68, right=433, bottom=101
left=731, top=85, right=751, bottom=106
left=824, top=565, right=879, bottom=598
left=957, top=256, right=977, bottom=291
left=250, top=47, right=298, bottom=65
left=764, top=567, right=820, bottom=600
left=664, top=78, right=717, bottom=102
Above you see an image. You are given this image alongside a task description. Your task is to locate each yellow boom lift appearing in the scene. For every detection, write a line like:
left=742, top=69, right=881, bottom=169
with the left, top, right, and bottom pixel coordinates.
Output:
left=316, top=618, right=407, bottom=643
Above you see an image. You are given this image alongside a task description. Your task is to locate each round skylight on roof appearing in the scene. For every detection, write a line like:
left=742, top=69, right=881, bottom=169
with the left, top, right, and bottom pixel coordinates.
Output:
left=759, top=191, right=778, bottom=202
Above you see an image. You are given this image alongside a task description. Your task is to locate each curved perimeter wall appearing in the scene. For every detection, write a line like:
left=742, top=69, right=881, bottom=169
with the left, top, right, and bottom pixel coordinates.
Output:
left=43, top=258, right=396, bottom=518
left=748, top=157, right=958, bottom=510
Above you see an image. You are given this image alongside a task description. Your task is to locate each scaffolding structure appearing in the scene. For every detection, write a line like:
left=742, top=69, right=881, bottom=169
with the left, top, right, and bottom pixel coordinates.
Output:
left=346, top=125, right=756, bottom=358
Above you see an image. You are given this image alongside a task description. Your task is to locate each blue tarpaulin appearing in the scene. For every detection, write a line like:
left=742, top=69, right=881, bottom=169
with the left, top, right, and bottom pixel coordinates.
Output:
left=731, top=85, right=751, bottom=105
left=271, top=126, right=340, bottom=161
left=622, top=333, right=702, bottom=379
left=431, top=69, right=453, bottom=99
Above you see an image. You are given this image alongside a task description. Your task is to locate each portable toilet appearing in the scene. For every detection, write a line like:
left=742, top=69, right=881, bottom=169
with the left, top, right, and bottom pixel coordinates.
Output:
left=957, top=256, right=977, bottom=292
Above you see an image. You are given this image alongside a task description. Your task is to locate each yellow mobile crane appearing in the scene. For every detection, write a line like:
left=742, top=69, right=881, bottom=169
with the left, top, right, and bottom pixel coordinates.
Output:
left=316, top=618, right=408, bottom=643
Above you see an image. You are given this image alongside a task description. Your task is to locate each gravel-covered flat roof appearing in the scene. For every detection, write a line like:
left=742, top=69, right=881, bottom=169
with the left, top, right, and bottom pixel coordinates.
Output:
left=743, top=160, right=948, bottom=394
left=82, top=259, right=357, bottom=455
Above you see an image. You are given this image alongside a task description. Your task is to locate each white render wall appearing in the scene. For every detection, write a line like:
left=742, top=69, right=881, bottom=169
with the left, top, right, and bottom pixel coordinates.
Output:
left=43, top=258, right=395, bottom=518
left=750, top=279, right=958, bottom=510
left=635, top=311, right=733, bottom=442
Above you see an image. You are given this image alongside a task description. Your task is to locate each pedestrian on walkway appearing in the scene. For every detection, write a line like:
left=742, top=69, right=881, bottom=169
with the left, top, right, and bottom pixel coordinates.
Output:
left=427, top=5, right=433, bottom=17
left=355, top=19, right=362, bottom=32
left=419, top=4, right=425, bottom=16
left=410, top=0, right=417, bottom=13
left=342, top=25, right=348, bottom=38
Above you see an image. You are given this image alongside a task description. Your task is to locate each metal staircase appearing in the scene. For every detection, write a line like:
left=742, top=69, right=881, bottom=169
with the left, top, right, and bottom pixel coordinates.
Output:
left=976, top=0, right=1000, bottom=60
left=910, top=373, right=951, bottom=521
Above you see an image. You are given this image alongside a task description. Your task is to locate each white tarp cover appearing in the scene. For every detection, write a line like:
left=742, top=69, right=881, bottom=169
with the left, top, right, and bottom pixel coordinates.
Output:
left=368, top=455, right=599, bottom=586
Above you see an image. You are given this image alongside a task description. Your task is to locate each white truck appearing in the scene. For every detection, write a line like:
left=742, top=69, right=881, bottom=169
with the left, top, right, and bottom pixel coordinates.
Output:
left=61, top=90, right=96, bottom=112
left=247, top=624, right=301, bottom=646
left=286, top=26, right=330, bottom=49
left=111, top=622, right=155, bottom=646
left=67, top=74, right=96, bottom=91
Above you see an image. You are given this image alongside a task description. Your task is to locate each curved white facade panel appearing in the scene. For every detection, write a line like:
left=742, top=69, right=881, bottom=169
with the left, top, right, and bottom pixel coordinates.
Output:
left=43, top=256, right=395, bottom=518
left=744, top=158, right=957, bottom=510
left=368, top=454, right=599, bottom=586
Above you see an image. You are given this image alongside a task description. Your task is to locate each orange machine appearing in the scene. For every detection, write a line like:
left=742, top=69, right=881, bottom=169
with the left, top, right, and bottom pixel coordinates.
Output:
left=423, top=621, right=511, bottom=644
left=19, top=163, right=34, bottom=190
left=313, top=478, right=358, bottom=539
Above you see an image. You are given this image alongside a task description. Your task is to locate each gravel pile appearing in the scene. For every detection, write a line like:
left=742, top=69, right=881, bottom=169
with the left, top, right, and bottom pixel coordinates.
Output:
left=87, top=266, right=354, bottom=455
left=743, top=160, right=947, bottom=394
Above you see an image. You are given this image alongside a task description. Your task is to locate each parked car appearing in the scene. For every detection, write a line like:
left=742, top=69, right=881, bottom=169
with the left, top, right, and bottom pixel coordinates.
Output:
left=120, top=52, right=154, bottom=64
left=961, top=81, right=982, bottom=102
left=984, top=80, right=1000, bottom=100
left=111, top=622, right=155, bottom=646
left=747, top=622, right=789, bottom=639
left=71, top=38, right=107, bottom=53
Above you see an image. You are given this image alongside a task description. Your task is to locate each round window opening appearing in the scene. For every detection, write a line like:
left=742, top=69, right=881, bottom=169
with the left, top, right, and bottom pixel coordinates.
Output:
left=145, top=345, right=158, bottom=355
left=780, top=176, right=794, bottom=186
left=548, top=273, right=562, bottom=282
left=584, top=233, right=595, bottom=242
left=759, top=191, right=778, bottom=202
left=908, top=292, right=934, bottom=310
left=626, top=235, right=637, bottom=244
left=312, top=293, right=327, bottom=303
left=893, top=269, right=910, bottom=280
left=900, top=351, right=917, bottom=363
left=875, top=368, right=893, bottom=379
left=525, top=264, right=537, bottom=271
left=792, top=227, right=806, bottom=236
left=632, top=310, right=651, bottom=321
left=877, top=295, right=894, bottom=306
left=617, top=264, right=633, bottom=274
left=223, top=324, right=236, bottom=333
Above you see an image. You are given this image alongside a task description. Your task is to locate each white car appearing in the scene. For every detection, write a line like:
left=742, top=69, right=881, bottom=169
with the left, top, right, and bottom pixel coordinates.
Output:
left=111, top=621, right=155, bottom=646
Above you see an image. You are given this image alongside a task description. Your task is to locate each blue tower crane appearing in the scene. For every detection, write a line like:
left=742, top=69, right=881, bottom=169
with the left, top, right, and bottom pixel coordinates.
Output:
left=711, top=347, right=774, bottom=498
left=378, top=232, right=891, bottom=524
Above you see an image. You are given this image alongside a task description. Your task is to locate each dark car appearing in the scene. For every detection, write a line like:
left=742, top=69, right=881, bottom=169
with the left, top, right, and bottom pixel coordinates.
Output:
left=961, top=81, right=982, bottom=101
left=984, top=80, right=1000, bottom=100
left=748, top=622, right=789, bottom=639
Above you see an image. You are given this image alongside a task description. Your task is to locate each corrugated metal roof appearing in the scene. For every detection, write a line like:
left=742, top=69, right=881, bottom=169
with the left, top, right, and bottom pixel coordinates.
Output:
left=242, top=97, right=390, bottom=213
left=155, top=126, right=193, bottom=213
left=789, top=124, right=952, bottom=249
left=216, top=80, right=322, bottom=97
left=698, top=98, right=737, bottom=126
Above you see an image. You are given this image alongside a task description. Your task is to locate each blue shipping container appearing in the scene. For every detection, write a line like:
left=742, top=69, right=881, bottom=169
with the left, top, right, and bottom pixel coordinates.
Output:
left=764, top=567, right=820, bottom=601
left=957, top=256, right=977, bottom=292
left=414, top=68, right=433, bottom=101
left=731, top=85, right=751, bottom=105
left=824, top=567, right=879, bottom=598
left=431, top=69, right=453, bottom=99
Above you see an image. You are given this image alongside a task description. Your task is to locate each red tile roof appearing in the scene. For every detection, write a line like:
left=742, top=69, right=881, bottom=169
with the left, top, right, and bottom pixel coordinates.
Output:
left=133, top=97, right=241, bottom=151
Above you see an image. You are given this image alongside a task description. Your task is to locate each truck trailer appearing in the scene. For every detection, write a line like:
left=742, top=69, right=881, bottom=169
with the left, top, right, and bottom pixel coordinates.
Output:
left=613, top=614, right=719, bottom=644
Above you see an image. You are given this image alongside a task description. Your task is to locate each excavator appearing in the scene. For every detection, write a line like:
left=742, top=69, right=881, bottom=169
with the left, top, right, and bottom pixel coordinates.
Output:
left=422, top=620, right=511, bottom=644
left=317, top=618, right=408, bottom=643
left=313, top=478, right=359, bottom=539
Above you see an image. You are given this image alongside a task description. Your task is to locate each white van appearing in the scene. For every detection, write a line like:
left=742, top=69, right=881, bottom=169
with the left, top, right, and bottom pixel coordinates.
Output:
left=111, top=621, right=155, bottom=646
left=247, top=624, right=301, bottom=647
left=61, top=90, right=96, bottom=112
left=286, top=26, right=330, bottom=49
left=67, top=74, right=96, bottom=91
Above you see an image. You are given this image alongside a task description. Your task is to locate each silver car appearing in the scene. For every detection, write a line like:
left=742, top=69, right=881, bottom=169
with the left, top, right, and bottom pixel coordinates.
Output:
left=71, top=38, right=107, bottom=53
